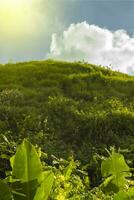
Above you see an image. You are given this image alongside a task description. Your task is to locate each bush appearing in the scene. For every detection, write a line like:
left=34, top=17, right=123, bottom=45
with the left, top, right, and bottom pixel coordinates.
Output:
left=0, top=89, right=24, bottom=106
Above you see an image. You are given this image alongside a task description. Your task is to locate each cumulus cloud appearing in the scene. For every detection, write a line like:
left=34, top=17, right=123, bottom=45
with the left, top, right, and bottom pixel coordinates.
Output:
left=48, top=22, right=134, bottom=74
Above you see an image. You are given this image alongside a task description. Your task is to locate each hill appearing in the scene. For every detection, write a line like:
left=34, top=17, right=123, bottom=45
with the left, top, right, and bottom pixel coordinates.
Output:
left=0, top=60, right=134, bottom=168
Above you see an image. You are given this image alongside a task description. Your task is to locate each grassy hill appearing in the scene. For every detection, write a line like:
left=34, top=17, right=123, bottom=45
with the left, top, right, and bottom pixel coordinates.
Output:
left=0, top=60, right=134, bottom=167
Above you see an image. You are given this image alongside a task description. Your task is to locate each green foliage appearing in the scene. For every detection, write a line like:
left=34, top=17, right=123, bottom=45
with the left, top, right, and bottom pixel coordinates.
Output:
left=34, top=172, right=54, bottom=200
left=114, top=189, right=134, bottom=200
left=0, top=60, right=134, bottom=198
left=50, top=156, right=90, bottom=199
left=0, top=180, right=12, bottom=200
left=0, top=139, right=134, bottom=200
left=10, top=139, right=42, bottom=182
left=0, top=89, right=23, bottom=106
left=0, top=61, right=133, bottom=162
left=101, top=149, right=131, bottom=194
left=0, top=139, right=54, bottom=200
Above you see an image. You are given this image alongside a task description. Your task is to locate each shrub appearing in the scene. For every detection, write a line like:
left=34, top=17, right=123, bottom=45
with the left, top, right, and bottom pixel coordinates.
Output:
left=0, top=89, right=24, bottom=106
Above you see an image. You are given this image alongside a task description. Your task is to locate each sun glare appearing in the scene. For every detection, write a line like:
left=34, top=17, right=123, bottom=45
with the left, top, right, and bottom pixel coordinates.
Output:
left=1, top=0, right=28, bottom=7
left=0, top=0, right=37, bottom=39
left=0, top=0, right=54, bottom=48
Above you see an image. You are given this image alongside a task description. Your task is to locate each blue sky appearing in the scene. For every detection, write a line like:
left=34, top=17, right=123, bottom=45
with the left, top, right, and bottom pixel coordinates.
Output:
left=1, top=0, right=134, bottom=73
left=60, top=0, right=134, bottom=34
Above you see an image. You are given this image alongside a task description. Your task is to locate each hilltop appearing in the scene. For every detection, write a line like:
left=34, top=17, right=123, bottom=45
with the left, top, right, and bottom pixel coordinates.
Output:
left=0, top=60, right=134, bottom=165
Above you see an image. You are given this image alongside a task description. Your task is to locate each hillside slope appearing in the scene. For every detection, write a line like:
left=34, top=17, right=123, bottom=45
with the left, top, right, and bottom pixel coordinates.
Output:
left=0, top=60, right=134, bottom=164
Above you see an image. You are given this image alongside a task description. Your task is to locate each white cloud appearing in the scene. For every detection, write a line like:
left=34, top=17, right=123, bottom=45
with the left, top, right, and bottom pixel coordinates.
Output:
left=48, top=22, right=134, bottom=74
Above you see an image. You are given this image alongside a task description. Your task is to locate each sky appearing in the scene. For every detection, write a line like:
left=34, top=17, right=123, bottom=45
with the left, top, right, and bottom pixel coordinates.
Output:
left=1, top=0, right=134, bottom=74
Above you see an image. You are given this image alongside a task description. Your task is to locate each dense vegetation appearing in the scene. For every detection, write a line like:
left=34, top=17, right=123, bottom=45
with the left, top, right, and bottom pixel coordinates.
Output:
left=0, top=139, right=134, bottom=199
left=0, top=60, right=134, bottom=199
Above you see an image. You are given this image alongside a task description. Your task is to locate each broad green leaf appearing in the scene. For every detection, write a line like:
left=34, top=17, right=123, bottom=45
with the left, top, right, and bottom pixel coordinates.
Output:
left=12, top=179, right=38, bottom=200
left=11, top=139, right=42, bottom=182
left=10, top=155, right=15, bottom=169
left=113, top=189, right=134, bottom=200
left=127, top=187, right=134, bottom=199
left=113, top=191, right=130, bottom=200
left=64, top=160, right=76, bottom=180
left=0, top=180, right=12, bottom=200
left=101, top=151, right=131, bottom=193
left=34, top=171, right=54, bottom=200
left=100, top=175, right=114, bottom=188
